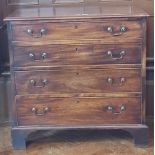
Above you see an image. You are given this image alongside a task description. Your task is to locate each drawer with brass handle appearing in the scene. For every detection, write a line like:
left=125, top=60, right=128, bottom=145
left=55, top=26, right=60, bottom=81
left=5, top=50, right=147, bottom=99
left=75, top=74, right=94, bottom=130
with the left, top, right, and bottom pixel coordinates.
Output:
left=11, top=20, right=143, bottom=44
left=16, top=96, right=141, bottom=126
left=12, top=44, right=141, bottom=67
left=15, top=69, right=141, bottom=95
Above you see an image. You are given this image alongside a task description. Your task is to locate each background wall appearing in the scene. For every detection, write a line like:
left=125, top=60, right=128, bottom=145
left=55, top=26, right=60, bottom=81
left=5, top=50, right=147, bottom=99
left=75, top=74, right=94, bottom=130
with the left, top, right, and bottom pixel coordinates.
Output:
left=0, top=0, right=154, bottom=125
left=0, top=0, right=10, bottom=125
left=133, top=0, right=154, bottom=120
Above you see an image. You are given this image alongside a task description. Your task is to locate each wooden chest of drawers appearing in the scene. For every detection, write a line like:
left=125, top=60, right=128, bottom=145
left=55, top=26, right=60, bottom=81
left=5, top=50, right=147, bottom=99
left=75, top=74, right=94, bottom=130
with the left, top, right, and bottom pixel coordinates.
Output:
left=5, top=3, right=149, bottom=150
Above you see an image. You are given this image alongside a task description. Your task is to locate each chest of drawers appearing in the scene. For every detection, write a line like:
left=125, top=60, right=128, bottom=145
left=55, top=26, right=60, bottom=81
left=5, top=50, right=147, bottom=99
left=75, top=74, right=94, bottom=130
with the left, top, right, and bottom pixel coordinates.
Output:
left=5, top=3, right=149, bottom=150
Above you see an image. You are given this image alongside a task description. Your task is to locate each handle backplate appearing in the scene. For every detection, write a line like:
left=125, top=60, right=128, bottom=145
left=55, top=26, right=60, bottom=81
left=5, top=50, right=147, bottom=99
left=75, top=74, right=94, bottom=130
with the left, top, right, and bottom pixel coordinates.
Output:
left=29, top=52, right=47, bottom=61
left=107, top=50, right=126, bottom=60
left=106, top=105, right=126, bottom=115
left=32, top=107, right=49, bottom=116
left=27, top=28, right=47, bottom=38
left=107, top=25, right=127, bottom=36
left=107, top=77, right=126, bottom=85
left=30, top=79, right=48, bottom=88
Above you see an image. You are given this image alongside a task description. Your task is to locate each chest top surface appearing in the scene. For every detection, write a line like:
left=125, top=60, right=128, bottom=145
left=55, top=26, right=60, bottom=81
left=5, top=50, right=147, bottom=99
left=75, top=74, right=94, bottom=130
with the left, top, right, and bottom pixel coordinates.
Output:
left=5, top=2, right=148, bottom=21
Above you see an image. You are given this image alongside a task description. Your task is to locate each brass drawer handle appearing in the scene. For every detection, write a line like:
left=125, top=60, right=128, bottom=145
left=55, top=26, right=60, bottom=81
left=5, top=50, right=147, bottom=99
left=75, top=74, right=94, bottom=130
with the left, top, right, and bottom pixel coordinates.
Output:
left=32, top=107, right=49, bottom=116
left=107, top=25, right=127, bottom=36
left=30, top=79, right=48, bottom=88
left=29, top=52, right=47, bottom=61
left=107, top=77, right=126, bottom=85
left=106, top=105, right=126, bottom=115
left=107, top=50, right=126, bottom=60
left=27, top=28, right=47, bottom=38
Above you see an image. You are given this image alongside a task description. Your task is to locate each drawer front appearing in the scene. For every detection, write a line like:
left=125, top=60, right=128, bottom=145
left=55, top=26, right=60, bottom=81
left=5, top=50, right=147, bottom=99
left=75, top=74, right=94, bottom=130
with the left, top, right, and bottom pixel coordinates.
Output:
left=13, top=44, right=141, bottom=67
left=15, top=69, right=141, bottom=95
left=16, top=96, right=141, bottom=126
left=12, top=20, right=143, bottom=43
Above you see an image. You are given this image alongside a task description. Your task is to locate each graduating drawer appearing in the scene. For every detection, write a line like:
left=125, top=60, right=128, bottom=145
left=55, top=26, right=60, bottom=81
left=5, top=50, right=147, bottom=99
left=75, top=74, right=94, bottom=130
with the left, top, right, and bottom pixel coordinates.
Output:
left=13, top=44, right=141, bottom=67
left=11, top=20, right=143, bottom=44
left=15, top=69, right=141, bottom=95
left=16, top=96, right=141, bottom=126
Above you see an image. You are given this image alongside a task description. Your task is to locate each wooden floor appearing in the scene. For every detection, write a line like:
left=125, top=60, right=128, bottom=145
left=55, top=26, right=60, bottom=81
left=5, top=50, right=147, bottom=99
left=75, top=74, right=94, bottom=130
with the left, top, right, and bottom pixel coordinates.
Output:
left=0, top=122, right=153, bottom=155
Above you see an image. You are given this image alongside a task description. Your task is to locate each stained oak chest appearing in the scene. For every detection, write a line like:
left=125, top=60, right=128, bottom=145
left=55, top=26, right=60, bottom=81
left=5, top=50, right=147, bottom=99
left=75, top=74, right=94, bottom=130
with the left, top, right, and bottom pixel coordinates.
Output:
left=5, top=2, right=149, bottom=149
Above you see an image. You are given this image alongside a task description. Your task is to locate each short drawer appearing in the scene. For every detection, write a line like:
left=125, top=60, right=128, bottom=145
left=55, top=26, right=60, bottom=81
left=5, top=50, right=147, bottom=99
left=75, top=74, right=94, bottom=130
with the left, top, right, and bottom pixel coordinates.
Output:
left=13, top=44, right=141, bottom=67
left=16, top=96, right=141, bottom=126
left=15, top=69, right=141, bottom=95
left=11, top=20, right=143, bottom=43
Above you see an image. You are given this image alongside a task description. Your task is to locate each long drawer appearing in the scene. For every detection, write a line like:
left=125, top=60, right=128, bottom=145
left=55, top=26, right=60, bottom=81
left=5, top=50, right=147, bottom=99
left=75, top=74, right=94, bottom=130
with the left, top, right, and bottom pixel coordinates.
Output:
left=12, top=44, right=141, bottom=67
left=15, top=69, right=141, bottom=95
left=16, top=96, right=141, bottom=126
left=11, top=20, right=143, bottom=43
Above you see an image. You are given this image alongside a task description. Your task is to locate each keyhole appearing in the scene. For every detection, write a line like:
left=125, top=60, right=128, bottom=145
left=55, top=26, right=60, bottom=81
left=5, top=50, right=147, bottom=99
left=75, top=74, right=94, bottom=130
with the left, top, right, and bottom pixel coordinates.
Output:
left=76, top=100, right=80, bottom=104
left=75, top=48, right=79, bottom=53
left=75, top=25, right=78, bottom=29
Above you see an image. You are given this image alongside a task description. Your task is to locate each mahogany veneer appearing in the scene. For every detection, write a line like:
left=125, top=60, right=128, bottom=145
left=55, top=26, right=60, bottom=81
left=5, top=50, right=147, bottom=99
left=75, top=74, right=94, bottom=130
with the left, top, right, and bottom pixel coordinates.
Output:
left=5, top=2, right=149, bottom=150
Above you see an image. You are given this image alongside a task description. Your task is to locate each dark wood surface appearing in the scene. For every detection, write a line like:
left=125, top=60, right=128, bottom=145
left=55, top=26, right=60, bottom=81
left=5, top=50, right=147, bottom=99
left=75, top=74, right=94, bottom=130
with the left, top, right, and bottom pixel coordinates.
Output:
left=0, top=1, right=153, bottom=151
left=14, top=69, right=142, bottom=94
left=0, top=0, right=153, bottom=126
left=13, top=44, right=142, bottom=67
left=4, top=3, right=149, bottom=21
left=10, top=19, right=144, bottom=46
left=5, top=1, right=149, bottom=149
left=16, top=96, right=141, bottom=126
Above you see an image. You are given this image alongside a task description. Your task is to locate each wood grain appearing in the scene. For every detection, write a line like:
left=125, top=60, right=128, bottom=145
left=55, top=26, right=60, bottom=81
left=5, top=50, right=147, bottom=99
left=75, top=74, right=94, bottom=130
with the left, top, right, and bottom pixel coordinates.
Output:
left=4, top=3, right=149, bottom=22
left=16, top=96, right=141, bottom=126
left=14, top=69, right=142, bottom=95
left=11, top=20, right=143, bottom=44
left=12, top=44, right=142, bottom=67
left=5, top=1, right=149, bottom=149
